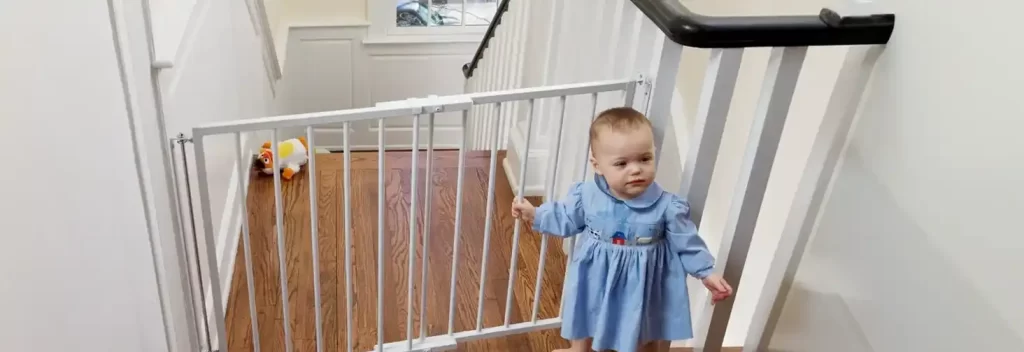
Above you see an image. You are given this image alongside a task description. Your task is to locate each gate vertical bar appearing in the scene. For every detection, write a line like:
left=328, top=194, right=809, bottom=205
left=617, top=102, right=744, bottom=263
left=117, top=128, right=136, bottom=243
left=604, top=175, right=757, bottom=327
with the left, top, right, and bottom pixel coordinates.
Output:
left=305, top=127, right=325, bottom=352
left=234, top=133, right=261, bottom=352
left=343, top=122, right=355, bottom=352
left=561, top=93, right=599, bottom=311
left=173, top=135, right=212, bottom=351
left=504, top=99, right=536, bottom=327
left=406, top=114, right=422, bottom=350
left=447, top=110, right=470, bottom=335
left=476, top=102, right=503, bottom=331
left=532, top=95, right=568, bottom=322
left=269, top=129, right=294, bottom=352
left=746, top=45, right=884, bottom=351
left=565, top=93, right=602, bottom=270
left=420, top=113, right=436, bottom=341
left=679, top=48, right=744, bottom=227
left=695, top=46, right=808, bottom=352
left=190, top=134, right=229, bottom=352
left=376, top=119, right=386, bottom=352
left=624, top=77, right=639, bottom=111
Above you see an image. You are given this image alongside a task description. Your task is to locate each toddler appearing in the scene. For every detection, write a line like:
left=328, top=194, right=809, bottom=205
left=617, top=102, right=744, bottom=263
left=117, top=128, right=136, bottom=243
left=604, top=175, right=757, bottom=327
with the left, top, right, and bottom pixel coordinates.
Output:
left=511, top=107, right=732, bottom=352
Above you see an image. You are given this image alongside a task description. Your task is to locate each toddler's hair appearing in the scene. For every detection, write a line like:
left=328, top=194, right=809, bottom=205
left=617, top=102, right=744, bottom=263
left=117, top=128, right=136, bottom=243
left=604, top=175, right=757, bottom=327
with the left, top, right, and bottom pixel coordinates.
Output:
left=589, top=107, right=653, bottom=143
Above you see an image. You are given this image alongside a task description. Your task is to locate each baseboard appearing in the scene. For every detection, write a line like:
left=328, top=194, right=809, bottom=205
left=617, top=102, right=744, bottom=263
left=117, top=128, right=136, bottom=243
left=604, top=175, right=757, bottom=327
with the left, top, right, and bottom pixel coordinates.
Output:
left=669, top=340, right=692, bottom=348
left=501, top=153, right=547, bottom=197
left=503, top=128, right=548, bottom=197
left=668, top=346, right=742, bottom=351
left=669, top=341, right=743, bottom=350
left=214, top=152, right=252, bottom=309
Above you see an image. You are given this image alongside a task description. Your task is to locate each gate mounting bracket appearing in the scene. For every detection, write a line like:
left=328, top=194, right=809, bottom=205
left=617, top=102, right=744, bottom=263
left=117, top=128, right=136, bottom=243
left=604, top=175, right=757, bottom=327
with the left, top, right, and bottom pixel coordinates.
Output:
left=170, top=133, right=193, bottom=144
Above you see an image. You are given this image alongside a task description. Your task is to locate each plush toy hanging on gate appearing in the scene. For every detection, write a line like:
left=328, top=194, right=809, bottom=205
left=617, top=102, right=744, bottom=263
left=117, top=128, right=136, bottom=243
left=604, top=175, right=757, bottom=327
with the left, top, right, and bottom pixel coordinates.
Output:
left=255, top=136, right=309, bottom=181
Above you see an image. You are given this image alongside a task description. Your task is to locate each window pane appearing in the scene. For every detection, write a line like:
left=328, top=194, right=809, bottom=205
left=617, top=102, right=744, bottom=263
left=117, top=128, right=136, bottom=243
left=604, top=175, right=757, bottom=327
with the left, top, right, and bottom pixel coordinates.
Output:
left=395, top=0, right=497, bottom=27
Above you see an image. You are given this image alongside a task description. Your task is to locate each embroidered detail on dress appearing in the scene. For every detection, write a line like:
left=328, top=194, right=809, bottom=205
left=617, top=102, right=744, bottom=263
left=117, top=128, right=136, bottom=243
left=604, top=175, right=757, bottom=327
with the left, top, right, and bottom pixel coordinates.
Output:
left=612, top=231, right=626, bottom=245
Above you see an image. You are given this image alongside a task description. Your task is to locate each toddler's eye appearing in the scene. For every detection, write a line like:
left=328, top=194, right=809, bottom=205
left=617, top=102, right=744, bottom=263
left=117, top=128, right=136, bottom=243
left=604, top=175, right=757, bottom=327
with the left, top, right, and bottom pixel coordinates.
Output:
left=613, top=162, right=626, bottom=167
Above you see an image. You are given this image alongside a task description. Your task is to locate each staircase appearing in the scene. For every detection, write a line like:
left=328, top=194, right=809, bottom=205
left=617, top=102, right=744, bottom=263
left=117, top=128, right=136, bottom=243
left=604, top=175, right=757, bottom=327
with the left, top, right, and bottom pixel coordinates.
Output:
left=174, top=0, right=896, bottom=351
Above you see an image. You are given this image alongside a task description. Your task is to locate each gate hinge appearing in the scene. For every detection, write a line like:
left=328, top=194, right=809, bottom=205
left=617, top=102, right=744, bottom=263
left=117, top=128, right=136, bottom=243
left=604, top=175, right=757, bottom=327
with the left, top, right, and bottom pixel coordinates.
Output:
left=637, top=74, right=654, bottom=96
left=631, top=74, right=655, bottom=113
left=171, top=133, right=193, bottom=144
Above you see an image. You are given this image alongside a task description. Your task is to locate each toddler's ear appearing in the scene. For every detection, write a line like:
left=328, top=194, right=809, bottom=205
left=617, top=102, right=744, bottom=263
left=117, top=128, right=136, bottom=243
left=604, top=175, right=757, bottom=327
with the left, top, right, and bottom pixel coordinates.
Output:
left=589, top=153, right=602, bottom=175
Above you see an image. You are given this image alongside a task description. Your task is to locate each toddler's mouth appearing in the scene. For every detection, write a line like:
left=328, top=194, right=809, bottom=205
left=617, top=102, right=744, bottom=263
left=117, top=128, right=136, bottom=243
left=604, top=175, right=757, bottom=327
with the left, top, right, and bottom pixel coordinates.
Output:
left=627, top=179, right=646, bottom=185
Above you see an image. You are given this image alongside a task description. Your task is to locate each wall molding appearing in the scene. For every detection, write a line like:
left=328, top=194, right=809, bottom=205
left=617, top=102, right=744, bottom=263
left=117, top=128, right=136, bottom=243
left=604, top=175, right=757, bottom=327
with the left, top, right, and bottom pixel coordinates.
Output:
left=161, top=0, right=214, bottom=96
left=148, top=0, right=202, bottom=66
left=215, top=147, right=251, bottom=309
left=108, top=0, right=177, bottom=349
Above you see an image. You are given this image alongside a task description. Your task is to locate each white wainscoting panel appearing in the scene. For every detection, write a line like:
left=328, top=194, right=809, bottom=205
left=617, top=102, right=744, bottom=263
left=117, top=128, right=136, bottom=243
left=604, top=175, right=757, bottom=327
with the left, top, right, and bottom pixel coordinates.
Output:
left=367, top=54, right=469, bottom=149
left=276, top=25, right=476, bottom=150
left=280, top=39, right=355, bottom=115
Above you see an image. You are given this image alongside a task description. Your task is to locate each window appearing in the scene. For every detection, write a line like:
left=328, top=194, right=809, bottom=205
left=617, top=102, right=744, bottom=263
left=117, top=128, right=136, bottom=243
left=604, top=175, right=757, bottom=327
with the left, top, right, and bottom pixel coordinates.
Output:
left=373, top=0, right=496, bottom=37
left=395, top=0, right=496, bottom=27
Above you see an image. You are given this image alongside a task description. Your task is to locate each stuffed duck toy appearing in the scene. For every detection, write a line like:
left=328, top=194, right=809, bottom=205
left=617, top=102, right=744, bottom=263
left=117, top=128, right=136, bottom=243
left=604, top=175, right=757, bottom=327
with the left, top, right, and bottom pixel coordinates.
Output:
left=256, top=136, right=309, bottom=181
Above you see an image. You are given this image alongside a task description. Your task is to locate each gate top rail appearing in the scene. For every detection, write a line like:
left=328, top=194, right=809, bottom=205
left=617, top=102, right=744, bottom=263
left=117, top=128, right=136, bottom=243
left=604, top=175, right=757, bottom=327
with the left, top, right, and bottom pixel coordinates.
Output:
left=630, top=0, right=896, bottom=48
left=191, top=79, right=637, bottom=137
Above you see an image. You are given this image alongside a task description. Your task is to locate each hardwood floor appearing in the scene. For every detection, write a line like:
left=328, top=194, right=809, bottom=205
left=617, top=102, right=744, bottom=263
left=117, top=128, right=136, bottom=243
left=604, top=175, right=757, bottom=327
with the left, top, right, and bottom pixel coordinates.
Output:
left=224, top=150, right=572, bottom=351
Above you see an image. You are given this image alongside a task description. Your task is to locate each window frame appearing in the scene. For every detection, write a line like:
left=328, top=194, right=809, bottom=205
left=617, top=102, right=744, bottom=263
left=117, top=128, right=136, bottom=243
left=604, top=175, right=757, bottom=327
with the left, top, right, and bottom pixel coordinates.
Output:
left=368, top=0, right=495, bottom=39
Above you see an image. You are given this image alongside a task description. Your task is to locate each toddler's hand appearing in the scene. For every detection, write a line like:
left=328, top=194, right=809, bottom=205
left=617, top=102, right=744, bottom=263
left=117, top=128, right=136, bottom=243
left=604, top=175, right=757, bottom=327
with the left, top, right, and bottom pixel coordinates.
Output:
left=702, top=274, right=733, bottom=304
left=510, top=198, right=536, bottom=221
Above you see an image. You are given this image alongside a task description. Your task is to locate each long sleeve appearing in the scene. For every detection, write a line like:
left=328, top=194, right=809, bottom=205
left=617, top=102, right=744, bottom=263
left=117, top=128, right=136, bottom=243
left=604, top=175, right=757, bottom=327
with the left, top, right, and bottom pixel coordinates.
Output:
left=665, top=195, right=716, bottom=279
left=531, top=182, right=586, bottom=237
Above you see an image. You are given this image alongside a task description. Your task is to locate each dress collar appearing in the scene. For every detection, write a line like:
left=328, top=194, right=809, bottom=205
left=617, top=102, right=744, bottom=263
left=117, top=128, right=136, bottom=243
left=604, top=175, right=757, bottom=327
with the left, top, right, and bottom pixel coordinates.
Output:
left=594, top=174, right=664, bottom=209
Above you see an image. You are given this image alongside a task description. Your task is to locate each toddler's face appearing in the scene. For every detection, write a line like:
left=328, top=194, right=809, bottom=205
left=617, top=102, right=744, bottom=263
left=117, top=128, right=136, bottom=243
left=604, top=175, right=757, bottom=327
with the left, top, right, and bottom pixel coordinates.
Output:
left=590, top=126, right=656, bottom=199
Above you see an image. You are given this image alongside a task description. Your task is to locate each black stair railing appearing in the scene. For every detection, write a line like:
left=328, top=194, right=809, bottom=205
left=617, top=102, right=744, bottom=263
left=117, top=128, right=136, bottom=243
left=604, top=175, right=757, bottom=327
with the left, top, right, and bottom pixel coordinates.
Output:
left=461, top=0, right=894, bottom=78
left=630, top=0, right=895, bottom=48
left=461, top=0, right=511, bottom=79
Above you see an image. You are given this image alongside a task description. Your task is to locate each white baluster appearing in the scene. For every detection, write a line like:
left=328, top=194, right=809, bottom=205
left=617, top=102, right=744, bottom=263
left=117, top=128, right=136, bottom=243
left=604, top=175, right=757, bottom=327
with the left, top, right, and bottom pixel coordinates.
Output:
left=680, top=48, right=745, bottom=227
left=694, top=46, right=809, bottom=351
left=745, top=45, right=884, bottom=351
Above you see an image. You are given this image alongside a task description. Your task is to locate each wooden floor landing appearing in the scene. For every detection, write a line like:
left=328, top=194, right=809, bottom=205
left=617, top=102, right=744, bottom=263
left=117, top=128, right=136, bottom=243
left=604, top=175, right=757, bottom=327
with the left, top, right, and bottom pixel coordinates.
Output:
left=223, top=150, right=571, bottom=351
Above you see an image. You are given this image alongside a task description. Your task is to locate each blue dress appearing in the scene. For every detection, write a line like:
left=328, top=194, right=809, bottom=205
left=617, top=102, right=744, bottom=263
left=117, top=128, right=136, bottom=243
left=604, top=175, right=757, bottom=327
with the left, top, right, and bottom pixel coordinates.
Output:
left=532, top=175, right=716, bottom=352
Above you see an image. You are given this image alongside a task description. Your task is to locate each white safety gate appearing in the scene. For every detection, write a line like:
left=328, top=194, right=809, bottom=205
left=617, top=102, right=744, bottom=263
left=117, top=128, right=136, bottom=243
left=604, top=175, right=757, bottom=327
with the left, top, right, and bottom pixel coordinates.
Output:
left=188, top=79, right=646, bottom=352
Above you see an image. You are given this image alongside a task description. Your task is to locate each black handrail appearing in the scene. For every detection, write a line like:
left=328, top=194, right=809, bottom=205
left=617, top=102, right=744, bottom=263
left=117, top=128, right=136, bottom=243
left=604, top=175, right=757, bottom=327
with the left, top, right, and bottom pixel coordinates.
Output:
left=462, top=0, right=511, bottom=79
left=462, top=0, right=894, bottom=78
left=630, top=0, right=895, bottom=48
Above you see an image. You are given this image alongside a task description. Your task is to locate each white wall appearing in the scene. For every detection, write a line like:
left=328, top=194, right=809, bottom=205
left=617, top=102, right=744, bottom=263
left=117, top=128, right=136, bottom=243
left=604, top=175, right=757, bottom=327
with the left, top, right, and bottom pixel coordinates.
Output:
left=769, top=0, right=1024, bottom=350
left=0, top=0, right=279, bottom=350
left=0, top=2, right=169, bottom=351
